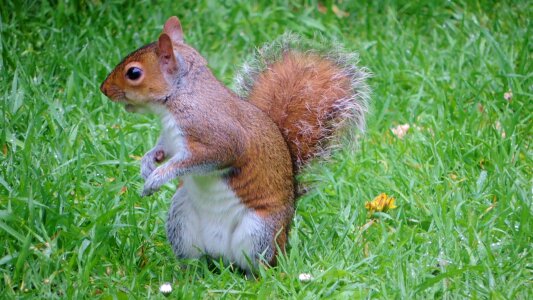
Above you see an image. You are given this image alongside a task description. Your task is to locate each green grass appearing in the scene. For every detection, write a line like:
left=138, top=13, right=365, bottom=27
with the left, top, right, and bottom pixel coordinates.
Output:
left=1, top=0, right=531, bottom=298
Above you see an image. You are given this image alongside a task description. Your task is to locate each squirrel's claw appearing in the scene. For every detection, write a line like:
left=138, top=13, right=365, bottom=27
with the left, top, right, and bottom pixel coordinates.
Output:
left=141, top=187, right=154, bottom=197
left=141, top=182, right=158, bottom=197
left=142, top=174, right=161, bottom=197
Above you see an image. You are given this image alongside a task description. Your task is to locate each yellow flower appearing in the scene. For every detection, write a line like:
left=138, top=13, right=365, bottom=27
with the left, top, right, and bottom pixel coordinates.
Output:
left=365, top=193, right=397, bottom=213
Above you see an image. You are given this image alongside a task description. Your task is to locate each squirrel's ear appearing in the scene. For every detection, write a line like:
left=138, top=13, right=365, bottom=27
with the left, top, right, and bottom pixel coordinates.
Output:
left=163, top=16, right=184, bottom=43
left=157, top=33, right=178, bottom=75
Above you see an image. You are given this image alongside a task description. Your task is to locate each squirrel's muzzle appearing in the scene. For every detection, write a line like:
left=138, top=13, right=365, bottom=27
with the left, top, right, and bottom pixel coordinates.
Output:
left=100, top=79, right=125, bottom=101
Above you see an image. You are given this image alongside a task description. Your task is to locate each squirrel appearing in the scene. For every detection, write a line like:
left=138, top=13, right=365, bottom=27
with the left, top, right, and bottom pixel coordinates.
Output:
left=100, top=16, right=369, bottom=273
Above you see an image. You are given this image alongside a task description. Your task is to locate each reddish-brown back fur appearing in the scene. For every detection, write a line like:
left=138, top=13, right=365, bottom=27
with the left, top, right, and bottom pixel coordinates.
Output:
left=248, top=51, right=353, bottom=170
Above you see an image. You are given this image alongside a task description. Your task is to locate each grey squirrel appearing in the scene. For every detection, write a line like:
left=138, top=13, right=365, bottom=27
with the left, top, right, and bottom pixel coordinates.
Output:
left=100, top=16, right=369, bottom=272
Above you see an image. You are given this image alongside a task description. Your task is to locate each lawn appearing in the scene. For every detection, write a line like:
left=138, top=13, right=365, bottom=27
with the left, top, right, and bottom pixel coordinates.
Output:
left=1, top=0, right=531, bottom=298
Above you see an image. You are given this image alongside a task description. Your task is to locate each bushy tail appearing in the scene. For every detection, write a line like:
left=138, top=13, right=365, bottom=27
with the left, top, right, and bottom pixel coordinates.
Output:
left=234, top=34, right=370, bottom=171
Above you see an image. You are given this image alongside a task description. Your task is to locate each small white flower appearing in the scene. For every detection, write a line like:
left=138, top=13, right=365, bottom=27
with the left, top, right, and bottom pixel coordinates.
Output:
left=391, top=124, right=410, bottom=139
left=159, top=282, right=172, bottom=296
left=504, top=90, right=512, bottom=101
left=298, top=273, right=314, bottom=282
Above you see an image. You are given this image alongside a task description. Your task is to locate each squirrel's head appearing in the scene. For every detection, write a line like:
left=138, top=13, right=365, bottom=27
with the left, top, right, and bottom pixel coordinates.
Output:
left=100, top=16, right=206, bottom=112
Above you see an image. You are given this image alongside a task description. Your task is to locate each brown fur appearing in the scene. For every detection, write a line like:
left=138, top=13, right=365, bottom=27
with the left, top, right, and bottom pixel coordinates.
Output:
left=100, top=17, right=368, bottom=268
left=248, top=51, right=353, bottom=170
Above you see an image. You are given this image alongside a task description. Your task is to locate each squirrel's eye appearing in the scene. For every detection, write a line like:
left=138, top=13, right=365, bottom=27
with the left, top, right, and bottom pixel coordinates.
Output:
left=126, top=67, right=143, bottom=81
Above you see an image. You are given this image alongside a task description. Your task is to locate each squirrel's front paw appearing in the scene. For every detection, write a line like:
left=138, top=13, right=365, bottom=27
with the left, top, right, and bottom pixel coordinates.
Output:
left=141, top=150, right=165, bottom=180
left=140, top=161, right=156, bottom=181
left=141, top=165, right=172, bottom=197
left=141, top=175, right=161, bottom=197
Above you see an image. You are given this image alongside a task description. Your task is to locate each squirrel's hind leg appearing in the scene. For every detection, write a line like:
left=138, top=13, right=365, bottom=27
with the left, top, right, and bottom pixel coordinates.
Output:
left=230, top=212, right=290, bottom=273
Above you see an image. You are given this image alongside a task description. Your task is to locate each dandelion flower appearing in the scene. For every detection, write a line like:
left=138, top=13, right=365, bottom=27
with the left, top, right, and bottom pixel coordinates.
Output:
left=365, top=193, right=397, bottom=213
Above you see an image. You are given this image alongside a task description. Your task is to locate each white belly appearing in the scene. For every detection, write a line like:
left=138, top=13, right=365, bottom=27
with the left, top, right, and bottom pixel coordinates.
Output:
left=169, top=172, right=264, bottom=269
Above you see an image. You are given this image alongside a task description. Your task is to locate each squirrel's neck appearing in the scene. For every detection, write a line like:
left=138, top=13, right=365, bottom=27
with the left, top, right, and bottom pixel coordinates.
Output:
left=166, top=65, right=238, bottom=113
left=151, top=65, right=245, bottom=138
left=186, top=65, right=233, bottom=96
